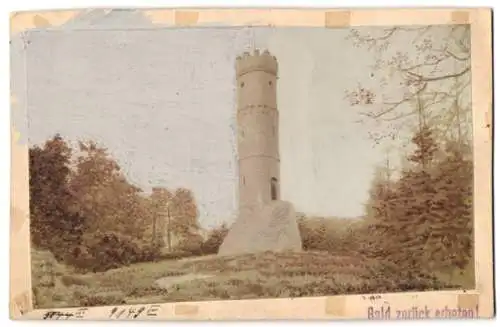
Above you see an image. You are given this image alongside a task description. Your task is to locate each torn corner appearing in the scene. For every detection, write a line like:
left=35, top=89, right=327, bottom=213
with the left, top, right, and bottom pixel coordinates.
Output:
left=10, top=291, right=32, bottom=319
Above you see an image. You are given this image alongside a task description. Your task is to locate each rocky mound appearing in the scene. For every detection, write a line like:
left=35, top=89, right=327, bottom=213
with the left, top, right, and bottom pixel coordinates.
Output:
left=218, top=200, right=302, bottom=256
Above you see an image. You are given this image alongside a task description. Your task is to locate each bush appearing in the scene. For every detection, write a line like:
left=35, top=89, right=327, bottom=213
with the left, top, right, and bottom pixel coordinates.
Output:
left=136, top=244, right=162, bottom=262
left=297, top=217, right=365, bottom=255
left=177, top=234, right=204, bottom=256
left=201, top=224, right=229, bottom=254
left=65, top=232, right=162, bottom=272
left=31, top=249, right=78, bottom=309
left=60, top=275, right=89, bottom=287
left=74, top=291, right=126, bottom=306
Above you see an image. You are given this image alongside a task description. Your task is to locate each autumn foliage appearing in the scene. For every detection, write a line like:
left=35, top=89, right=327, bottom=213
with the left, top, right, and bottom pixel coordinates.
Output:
left=338, top=25, right=474, bottom=284
left=298, top=125, right=474, bottom=284
left=363, top=128, right=473, bottom=272
left=29, top=135, right=204, bottom=272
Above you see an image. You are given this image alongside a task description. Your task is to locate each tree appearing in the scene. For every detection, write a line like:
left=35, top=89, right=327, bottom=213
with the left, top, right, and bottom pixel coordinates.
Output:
left=149, top=187, right=202, bottom=252
left=351, top=26, right=475, bottom=279
left=361, top=175, right=400, bottom=259
left=151, top=187, right=172, bottom=249
left=430, top=141, right=473, bottom=270
left=408, top=125, right=439, bottom=171
left=345, top=25, right=472, bottom=147
left=297, top=217, right=328, bottom=251
left=29, top=134, right=85, bottom=257
left=364, top=122, right=473, bottom=274
left=68, top=141, right=148, bottom=240
left=364, top=125, right=440, bottom=269
left=169, top=188, right=201, bottom=245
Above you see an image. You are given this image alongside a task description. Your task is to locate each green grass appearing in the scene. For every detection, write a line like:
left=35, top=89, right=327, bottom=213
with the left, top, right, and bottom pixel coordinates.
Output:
left=32, top=250, right=470, bottom=309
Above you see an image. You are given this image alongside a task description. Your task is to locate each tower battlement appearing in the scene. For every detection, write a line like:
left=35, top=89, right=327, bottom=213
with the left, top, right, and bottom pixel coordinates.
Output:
left=236, top=49, right=278, bottom=77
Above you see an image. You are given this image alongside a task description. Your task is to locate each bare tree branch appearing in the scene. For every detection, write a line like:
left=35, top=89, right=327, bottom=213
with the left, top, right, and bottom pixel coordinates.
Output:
left=405, top=66, right=470, bottom=82
left=399, top=55, right=448, bottom=73
left=360, top=83, right=428, bottom=119
left=346, top=25, right=472, bottom=146
left=381, top=110, right=418, bottom=122
left=412, top=26, right=432, bottom=44
left=349, top=26, right=430, bottom=46
left=446, top=50, right=470, bottom=61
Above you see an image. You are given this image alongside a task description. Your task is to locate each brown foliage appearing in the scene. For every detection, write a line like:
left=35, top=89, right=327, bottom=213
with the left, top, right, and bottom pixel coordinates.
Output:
left=29, top=135, right=202, bottom=272
left=69, top=141, right=149, bottom=239
left=362, top=128, right=473, bottom=273
left=29, top=135, right=85, bottom=256
left=298, top=216, right=364, bottom=256
left=298, top=127, right=473, bottom=282
left=150, top=186, right=202, bottom=252
left=201, top=223, right=229, bottom=254
left=170, top=188, right=200, bottom=235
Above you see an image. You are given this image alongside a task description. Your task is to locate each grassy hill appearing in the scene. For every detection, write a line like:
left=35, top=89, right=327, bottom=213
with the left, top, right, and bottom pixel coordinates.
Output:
left=32, top=249, right=459, bottom=309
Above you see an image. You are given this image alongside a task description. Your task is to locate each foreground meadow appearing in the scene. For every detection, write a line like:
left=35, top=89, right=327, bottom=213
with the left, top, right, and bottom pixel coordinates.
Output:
left=32, top=249, right=467, bottom=309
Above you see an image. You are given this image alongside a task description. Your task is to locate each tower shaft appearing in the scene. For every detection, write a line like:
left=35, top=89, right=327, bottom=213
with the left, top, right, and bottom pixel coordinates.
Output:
left=236, top=50, right=280, bottom=208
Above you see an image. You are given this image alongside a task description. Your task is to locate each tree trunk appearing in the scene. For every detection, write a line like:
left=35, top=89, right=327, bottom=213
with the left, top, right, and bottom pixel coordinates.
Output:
left=417, top=95, right=427, bottom=171
left=455, top=99, right=462, bottom=145
left=167, top=206, right=172, bottom=252
left=152, top=212, right=157, bottom=246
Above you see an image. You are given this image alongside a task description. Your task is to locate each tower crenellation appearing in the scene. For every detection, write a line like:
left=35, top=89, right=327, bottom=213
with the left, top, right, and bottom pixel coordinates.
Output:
left=236, top=48, right=278, bottom=78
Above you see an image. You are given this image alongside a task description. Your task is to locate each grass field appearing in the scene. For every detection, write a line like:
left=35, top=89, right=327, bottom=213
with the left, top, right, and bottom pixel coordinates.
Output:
left=31, top=249, right=470, bottom=309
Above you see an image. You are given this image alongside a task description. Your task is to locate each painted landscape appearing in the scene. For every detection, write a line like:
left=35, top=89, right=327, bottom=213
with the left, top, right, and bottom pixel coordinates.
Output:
left=21, top=18, right=474, bottom=309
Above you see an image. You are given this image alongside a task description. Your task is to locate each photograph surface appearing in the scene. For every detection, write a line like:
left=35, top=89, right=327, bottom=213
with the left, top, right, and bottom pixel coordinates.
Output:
left=9, top=10, right=481, bottom=314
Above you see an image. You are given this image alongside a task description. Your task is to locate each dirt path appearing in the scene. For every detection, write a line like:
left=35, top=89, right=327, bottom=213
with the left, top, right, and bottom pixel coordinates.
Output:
left=154, top=273, right=214, bottom=289
left=177, top=254, right=218, bottom=262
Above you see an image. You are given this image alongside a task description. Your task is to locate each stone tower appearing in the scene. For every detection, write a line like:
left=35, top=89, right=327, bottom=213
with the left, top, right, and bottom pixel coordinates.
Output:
left=236, top=49, right=280, bottom=209
left=217, top=50, right=302, bottom=256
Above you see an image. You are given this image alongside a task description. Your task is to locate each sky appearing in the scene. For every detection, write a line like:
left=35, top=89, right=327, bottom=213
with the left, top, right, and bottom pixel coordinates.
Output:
left=15, top=16, right=435, bottom=228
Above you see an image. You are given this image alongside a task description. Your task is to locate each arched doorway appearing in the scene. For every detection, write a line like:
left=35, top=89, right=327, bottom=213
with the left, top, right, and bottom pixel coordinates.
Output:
left=270, top=177, right=278, bottom=200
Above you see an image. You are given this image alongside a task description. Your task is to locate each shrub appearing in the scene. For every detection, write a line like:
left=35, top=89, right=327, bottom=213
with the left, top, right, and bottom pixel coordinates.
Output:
left=201, top=224, right=229, bottom=254
left=75, top=292, right=126, bottom=307
left=31, top=249, right=78, bottom=309
left=157, top=250, right=192, bottom=260
left=65, top=232, right=162, bottom=272
left=60, top=275, right=89, bottom=287
left=177, top=234, right=204, bottom=256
